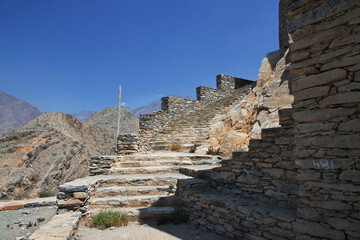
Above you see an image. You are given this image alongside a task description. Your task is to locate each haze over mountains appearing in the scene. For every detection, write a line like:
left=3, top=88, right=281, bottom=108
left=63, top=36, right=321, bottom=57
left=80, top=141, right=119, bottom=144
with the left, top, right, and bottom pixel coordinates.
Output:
left=0, top=92, right=42, bottom=136
left=0, top=92, right=193, bottom=136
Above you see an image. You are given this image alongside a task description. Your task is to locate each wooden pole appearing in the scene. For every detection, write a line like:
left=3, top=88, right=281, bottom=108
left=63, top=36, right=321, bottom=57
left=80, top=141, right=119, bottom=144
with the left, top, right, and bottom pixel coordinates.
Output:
left=115, top=85, right=121, bottom=152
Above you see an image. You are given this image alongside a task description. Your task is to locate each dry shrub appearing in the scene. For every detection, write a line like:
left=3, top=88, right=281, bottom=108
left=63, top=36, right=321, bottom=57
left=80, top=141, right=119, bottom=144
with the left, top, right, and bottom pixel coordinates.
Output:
left=189, top=144, right=197, bottom=153
left=170, top=144, right=182, bottom=152
left=206, top=147, right=221, bottom=155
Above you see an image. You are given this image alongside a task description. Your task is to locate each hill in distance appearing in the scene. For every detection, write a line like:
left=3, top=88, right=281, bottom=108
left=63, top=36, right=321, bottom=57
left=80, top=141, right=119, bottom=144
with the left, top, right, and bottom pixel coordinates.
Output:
left=0, top=108, right=138, bottom=200
left=0, top=92, right=42, bottom=136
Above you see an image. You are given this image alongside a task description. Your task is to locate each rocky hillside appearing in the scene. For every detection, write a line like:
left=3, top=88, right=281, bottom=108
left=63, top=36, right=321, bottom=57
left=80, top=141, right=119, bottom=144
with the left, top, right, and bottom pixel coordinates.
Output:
left=84, top=107, right=139, bottom=153
left=0, top=108, right=138, bottom=200
left=0, top=92, right=42, bottom=136
left=207, top=49, right=293, bottom=155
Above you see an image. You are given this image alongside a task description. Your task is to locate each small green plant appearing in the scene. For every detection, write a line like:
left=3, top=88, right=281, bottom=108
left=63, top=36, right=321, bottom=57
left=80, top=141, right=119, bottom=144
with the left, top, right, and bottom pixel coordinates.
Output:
left=189, top=144, right=197, bottom=153
left=206, top=147, right=221, bottom=155
left=168, top=183, right=175, bottom=194
left=157, top=207, right=189, bottom=225
left=170, top=144, right=182, bottom=152
left=39, top=191, right=52, bottom=198
left=92, top=209, right=128, bottom=229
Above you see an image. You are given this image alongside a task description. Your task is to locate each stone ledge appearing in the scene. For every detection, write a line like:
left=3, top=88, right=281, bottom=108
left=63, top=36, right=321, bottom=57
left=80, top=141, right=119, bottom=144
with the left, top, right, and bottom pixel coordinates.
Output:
left=0, top=197, right=56, bottom=211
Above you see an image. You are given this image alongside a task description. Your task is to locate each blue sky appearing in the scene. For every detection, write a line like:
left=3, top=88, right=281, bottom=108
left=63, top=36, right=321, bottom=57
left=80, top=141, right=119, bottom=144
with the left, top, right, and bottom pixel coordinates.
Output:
left=0, top=1, right=279, bottom=113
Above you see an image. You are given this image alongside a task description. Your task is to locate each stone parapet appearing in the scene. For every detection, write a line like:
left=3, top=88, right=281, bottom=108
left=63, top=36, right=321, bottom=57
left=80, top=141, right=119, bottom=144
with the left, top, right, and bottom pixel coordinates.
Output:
left=117, top=134, right=141, bottom=155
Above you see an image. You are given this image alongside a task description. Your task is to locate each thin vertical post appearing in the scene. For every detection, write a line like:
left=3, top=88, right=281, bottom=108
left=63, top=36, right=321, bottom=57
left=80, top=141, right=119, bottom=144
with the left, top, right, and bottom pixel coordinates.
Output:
left=115, top=85, right=121, bottom=152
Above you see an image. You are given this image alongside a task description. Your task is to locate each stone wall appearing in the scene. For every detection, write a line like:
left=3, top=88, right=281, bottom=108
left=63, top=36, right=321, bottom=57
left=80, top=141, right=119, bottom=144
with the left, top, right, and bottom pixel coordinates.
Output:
left=139, top=74, right=253, bottom=133
left=180, top=1, right=360, bottom=239
left=288, top=0, right=360, bottom=239
left=125, top=74, right=254, bottom=153
left=216, top=74, right=253, bottom=91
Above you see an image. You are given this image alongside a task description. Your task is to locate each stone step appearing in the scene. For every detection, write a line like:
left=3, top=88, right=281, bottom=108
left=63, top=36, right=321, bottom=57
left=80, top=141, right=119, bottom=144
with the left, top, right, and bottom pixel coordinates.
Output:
left=95, top=173, right=193, bottom=188
left=151, top=139, right=207, bottom=146
left=88, top=206, right=176, bottom=221
left=179, top=165, right=221, bottom=180
left=92, top=152, right=217, bottom=162
left=29, top=211, right=82, bottom=240
left=152, top=143, right=206, bottom=151
left=93, top=185, right=172, bottom=198
left=109, top=166, right=179, bottom=175
left=0, top=197, right=56, bottom=210
left=114, top=159, right=220, bottom=168
left=89, top=195, right=178, bottom=208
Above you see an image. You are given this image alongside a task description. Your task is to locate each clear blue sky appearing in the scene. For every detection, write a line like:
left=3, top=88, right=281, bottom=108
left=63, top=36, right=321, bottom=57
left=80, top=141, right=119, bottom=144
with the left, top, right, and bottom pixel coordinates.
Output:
left=0, top=1, right=279, bottom=113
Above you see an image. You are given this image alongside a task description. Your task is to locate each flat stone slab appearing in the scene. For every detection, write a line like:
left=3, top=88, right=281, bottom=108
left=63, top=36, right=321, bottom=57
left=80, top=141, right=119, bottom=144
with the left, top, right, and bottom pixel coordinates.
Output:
left=60, top=173, right=192, bottom=190
left=29, top=211, right=82, bottom=240
left=91, top=151, right=220, bottom=162
left=0, top=197, right=56, bottom=211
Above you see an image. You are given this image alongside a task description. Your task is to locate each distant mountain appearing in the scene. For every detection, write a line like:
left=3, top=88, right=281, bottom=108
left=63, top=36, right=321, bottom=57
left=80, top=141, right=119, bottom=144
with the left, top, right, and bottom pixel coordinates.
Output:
left=72, top=110, right=97, bottom=122
left=131, top=95, right=193, bottom=117
left=0, top=92, right=42, bottom=136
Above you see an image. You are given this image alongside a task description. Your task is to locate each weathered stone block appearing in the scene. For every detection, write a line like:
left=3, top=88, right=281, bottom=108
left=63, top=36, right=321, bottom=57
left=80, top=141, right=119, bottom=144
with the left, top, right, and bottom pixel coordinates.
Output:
left=297, top=208, right=321, bottom=221
left=303, top=200, right=352, bottom=210
left=338, top=119, right=360, bottom=132
left=295, top=85, right=330, bottom=101
left=58, top=184, right=88, bottom=193
left=293, top=219, right=345, bottom=240
left=327, top=218, right=360, bottom=231
left=73, top=192, right=88, bottom=200
left=298, top=135, right=360, bottom=149
left=339, top=170, right=360, bottom=182
left=319, top=92, right=360, bottom=107
left=296, top=122, right=334, bottom=133
left=214, top=224, right=225, bottom=234
left=293, top=68, right=347, bottom=92
left=321, top=54, right=360, bottom=71
left=293, top=107, right=356, bottom=123
left=338, top=82, right=360, bottom=92
left=296, top=172, right=321, bottom=181
left=262, top=169, right=284, bottom=179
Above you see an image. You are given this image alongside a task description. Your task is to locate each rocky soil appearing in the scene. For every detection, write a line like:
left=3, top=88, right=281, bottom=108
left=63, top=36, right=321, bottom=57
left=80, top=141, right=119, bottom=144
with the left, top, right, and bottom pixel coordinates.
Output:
left=0, top=206, right=56, bottom=240
left=0, top=108, right=138, bottom=200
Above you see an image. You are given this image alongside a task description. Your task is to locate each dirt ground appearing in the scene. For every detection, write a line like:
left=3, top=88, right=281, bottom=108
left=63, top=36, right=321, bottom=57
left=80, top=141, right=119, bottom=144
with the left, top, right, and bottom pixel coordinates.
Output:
left=75, top=220, right=230, bottom=240
left=0, top=206, right=57, bottom=240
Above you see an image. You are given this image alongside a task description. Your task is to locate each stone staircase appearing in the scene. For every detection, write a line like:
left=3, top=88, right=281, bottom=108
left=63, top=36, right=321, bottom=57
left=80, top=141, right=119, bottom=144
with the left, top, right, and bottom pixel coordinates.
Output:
left=58, top=152, right=222, bottom=222
left=150, top=86, right=252, bottom=151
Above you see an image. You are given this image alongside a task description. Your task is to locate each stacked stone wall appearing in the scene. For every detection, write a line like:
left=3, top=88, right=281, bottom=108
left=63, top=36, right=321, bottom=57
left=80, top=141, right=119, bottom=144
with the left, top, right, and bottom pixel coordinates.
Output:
left=287, top=0, right=360, bottom=239
left=126, top=74, right=254, bottom=153
left=180, top=1, right=360, bottom=239
left=139, top=74, right=253, bottom=132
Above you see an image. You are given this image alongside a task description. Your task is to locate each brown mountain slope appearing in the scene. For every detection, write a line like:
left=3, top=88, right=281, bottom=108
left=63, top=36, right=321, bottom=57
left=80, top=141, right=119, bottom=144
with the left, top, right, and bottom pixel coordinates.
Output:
left=0, top=92, right=42, bottom=136
left=0, top=108, right=138, bottom=200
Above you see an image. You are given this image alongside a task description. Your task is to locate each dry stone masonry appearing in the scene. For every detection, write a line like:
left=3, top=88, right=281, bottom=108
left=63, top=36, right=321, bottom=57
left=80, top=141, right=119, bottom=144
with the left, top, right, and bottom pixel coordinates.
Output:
left=48, top=1, right=360, bottom=239
left=179, top=1, right=360, bottom=239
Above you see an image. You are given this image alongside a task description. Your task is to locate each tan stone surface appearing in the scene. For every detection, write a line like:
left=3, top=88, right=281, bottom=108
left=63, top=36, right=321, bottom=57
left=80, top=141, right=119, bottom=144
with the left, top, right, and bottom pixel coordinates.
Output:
left=0, top=197, right=56, bottom=210
left=29, top=211, right=82, bottom=240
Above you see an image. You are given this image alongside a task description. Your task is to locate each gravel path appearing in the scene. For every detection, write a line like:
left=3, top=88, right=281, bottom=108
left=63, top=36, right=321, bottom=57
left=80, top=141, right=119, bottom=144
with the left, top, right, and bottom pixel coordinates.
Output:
left=75, top=220, right=230, bottom=240
left=0, top=206, right=57, bottom=240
